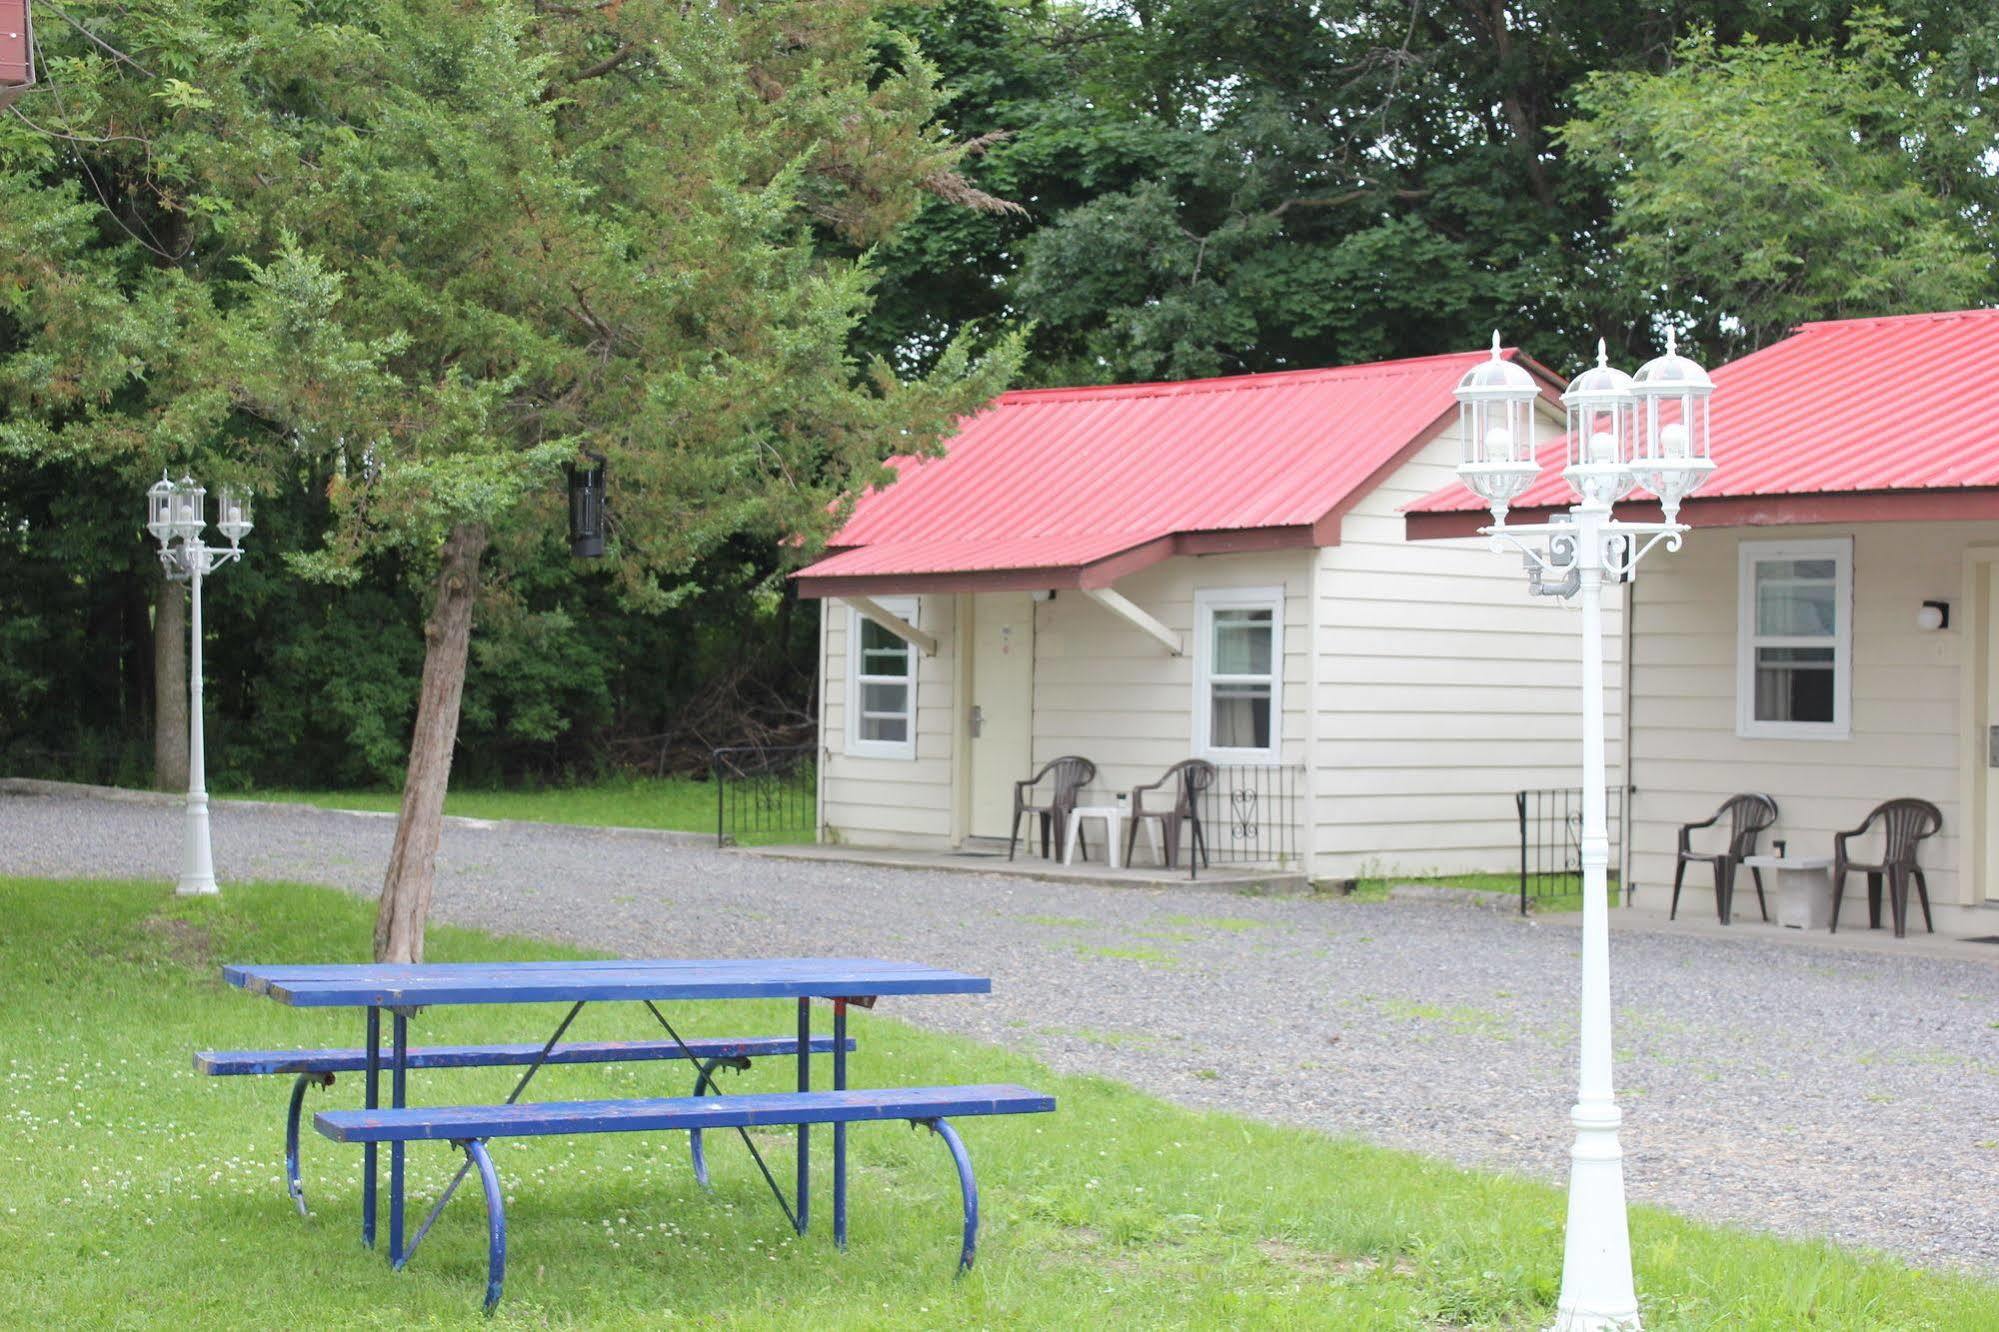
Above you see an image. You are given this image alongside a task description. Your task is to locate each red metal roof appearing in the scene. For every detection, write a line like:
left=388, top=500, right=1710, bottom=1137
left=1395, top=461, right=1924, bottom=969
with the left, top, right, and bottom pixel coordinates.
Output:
left=797, top=349, right=1555, bottom=595
left=1406, top=308, right=1999, bottom=535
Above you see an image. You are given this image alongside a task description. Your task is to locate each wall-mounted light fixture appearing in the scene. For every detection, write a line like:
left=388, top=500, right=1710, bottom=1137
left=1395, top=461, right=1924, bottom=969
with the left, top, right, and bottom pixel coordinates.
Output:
left=1917, top=600, right=1950, bottom=632
left=1030, top=589, right=1057, bottom=603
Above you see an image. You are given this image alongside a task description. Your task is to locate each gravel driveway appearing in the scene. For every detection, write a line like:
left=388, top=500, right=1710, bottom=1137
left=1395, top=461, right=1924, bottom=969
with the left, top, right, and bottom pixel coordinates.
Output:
left=5, top=786, right=1996, bottom=1273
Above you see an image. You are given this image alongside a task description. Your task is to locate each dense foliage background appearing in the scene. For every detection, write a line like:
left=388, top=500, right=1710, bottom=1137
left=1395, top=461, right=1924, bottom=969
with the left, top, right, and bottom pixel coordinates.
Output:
left=5, top=0, right=1993, bottom=791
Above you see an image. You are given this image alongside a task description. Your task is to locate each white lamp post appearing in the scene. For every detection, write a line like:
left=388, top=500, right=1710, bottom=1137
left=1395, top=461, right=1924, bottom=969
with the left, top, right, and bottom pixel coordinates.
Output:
left=147, top=473, right=253, bottom=897
left=1453, top=331, right=1715, bottom=1332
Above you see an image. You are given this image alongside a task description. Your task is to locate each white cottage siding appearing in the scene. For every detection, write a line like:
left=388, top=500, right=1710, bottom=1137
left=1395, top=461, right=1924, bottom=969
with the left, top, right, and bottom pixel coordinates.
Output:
left=1310, top=419, right=1625, bottom=880
left=1028, top=550, right=1313, bottom=815
left=1628, top=521, right=1981, bottom=914
left=820, top=597, right=958, bottom=847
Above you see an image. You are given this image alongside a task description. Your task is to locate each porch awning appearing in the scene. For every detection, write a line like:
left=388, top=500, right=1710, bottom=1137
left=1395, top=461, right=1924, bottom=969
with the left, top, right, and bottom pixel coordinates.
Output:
left=792, top=530, right=1321, bottom=598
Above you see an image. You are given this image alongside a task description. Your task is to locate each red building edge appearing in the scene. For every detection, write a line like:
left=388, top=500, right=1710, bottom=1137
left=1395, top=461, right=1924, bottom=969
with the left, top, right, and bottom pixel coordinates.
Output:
left=1, top=1, right=32, bottom=89
left=1405, top=486, right=1999, bottom=542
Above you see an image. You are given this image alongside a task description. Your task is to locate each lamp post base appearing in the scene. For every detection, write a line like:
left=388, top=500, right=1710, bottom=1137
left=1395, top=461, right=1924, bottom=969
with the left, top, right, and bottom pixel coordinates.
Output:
left=176, top=790, right=218, bottom=897
left=1550, top=1310, right=1643, bottom=1332
left=1550, top=1110, right=1642, bottom=1331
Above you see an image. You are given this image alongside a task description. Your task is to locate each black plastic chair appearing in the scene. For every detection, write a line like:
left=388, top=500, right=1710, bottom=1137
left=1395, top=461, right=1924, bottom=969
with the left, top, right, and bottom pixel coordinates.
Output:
left=1125, top=760, right=1216, bottom=881
left=1009, top=756, right=1095, bottom=862
left=1670, top=794, right=1778, bottom=925
left=1832, top=798, right=1943, bottom=937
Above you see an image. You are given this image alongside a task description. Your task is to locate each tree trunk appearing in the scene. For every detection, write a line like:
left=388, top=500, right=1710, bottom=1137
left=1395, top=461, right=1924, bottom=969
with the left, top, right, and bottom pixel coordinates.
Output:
left=153, top=572, right=189, bottom=792
left=374, top=523, right=489, bottom=963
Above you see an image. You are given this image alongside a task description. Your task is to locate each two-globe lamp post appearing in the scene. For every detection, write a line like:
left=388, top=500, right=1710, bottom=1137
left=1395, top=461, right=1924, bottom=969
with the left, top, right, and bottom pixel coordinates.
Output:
left=146, top=474, right=252, bottom=897
left=1454, top=332, right=1715, bottom=1332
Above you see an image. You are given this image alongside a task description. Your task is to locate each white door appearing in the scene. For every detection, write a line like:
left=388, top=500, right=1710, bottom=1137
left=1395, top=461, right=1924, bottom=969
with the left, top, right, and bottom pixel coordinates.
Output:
left=1985, top=569, right=1999, bottom=904
left=968, top=593, right=1035, bottom=840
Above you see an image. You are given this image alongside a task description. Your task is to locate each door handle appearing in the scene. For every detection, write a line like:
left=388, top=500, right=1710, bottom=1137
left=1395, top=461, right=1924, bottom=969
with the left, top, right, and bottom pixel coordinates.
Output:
left=969, top=705, right=984, bottom=738
left=1989, top=725, right=1999, bottom=767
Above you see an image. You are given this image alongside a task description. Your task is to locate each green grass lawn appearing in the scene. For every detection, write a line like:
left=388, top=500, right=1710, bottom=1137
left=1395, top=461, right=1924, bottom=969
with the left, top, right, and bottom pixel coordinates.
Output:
left=226, top=775, right=813, bottom=845
left=1351, top=873, right=1620, bottom=915
left=2, top=878, right=1991, bottom=1330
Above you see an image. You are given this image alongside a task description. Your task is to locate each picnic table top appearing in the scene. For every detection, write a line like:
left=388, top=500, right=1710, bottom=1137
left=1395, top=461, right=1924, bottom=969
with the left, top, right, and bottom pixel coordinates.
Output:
left=222, top=958, right=992, bottom=1008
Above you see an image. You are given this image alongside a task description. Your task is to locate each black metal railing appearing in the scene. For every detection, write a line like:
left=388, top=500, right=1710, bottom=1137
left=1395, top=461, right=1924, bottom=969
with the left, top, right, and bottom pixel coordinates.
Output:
left=1195, top=763, right=1305, bottom=867
left=712, top=744, right=817, bottom=847
left=1515, top=786, right=1625, bottom=915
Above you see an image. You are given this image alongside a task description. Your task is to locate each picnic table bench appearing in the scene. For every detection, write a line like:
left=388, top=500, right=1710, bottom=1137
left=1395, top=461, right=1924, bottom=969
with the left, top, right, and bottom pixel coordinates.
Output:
left=203, top=958, right=1053, bottom=1312
left=196, top=1034, right=856, bottom=1213
left=319, top=1084, right=1052, bottom=1310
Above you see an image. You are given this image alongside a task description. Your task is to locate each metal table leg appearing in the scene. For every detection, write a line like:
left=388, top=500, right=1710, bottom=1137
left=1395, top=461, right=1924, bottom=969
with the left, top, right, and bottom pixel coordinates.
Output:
left=795, top=997, right=810, bottom=1234
left=396, top=1001, right=586, bottom=1276
left=363, top=1006, right=379, bottom=1249
left=390, top=1010, right=408, bottom=1263
left=833, top=998, right=848, bottom=1249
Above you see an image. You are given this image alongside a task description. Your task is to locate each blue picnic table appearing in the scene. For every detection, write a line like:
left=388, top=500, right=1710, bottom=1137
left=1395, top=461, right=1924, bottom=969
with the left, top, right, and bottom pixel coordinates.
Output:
left=209, top=957, right=1048, bottom=1310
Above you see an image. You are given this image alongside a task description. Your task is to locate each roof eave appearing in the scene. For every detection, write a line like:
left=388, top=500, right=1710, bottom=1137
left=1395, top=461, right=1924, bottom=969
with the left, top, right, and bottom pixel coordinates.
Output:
left=1403, top=486, right=1999, bottom=541
left=793, top=523, right=1331, bottom=600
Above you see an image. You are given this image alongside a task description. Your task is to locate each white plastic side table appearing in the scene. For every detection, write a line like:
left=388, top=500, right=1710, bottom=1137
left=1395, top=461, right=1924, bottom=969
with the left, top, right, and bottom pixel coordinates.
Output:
left=1741, top=855, right=1835, bottom=929
left=1064, top=805, right=1122, bottom=869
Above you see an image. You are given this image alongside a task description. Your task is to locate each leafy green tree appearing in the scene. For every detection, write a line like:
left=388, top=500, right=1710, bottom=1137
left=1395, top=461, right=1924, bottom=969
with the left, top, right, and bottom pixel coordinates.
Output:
left=1, top=0, right=1018, bottom=959
left=866, top=0, right=1996, bottom=383
left=1560, top=13, right=1997, bottom=357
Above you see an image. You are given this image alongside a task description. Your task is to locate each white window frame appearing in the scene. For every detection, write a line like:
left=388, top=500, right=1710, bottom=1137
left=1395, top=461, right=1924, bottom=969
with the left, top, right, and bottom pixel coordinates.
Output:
left=847, top=596, right=920, bottom=760
left=1736, top=538, right=1852, bottom=740
left=1192, top=586, right=1284, bottom=762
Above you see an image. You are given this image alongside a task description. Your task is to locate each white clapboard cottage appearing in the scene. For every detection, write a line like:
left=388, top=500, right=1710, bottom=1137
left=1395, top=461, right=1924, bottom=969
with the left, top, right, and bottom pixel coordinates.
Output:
left=792, top=350, right=1625, bottom=881
left=1408, top=309, right=1999, bottom=934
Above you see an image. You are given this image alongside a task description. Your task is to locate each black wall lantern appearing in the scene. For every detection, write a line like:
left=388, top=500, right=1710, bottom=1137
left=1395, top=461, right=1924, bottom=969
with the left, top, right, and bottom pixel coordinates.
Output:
left=566, top=451, right=606, bottom=558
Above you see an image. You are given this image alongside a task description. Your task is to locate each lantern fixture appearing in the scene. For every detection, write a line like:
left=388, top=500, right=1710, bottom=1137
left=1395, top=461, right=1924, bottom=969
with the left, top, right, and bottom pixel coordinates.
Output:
left=567, top=451, right=607, bottom=559
left=1561, top=341, right=1638, bottom=509
left=1453, top=332, right=1545, bottom=521
left=147, top=473, right=177, bottom=545
left=216, top=487, right=254, bottom=547
left=169, top=473, right=206, bottom=545
left=1630, top=328, right=1716, bottom=523
left=140, top=470, right=250, bottom=897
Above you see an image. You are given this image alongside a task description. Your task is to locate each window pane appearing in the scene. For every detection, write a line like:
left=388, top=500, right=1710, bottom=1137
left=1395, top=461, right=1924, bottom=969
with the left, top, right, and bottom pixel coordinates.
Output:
left=859, top=617, right=909, bottom=653
left=1754, top=646, right=1835, bottom=723
left=1755, top=562, right=1837, bottom=637
left=859, top=648, right=909, bottom=678
left=1211, top=683, right=1271, bottom=749
left=859, top=715, right=907, bottom=743
left=861, top=682, right=908, bottom=716
left=1212, top=608, right=1274, bottom=675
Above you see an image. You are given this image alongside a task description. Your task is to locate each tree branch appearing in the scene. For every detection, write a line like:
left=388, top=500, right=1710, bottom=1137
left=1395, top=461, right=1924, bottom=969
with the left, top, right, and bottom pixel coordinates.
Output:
left=1268, top=187, right=1430, bottom=218
left=554, top=42, right=640, bottom=92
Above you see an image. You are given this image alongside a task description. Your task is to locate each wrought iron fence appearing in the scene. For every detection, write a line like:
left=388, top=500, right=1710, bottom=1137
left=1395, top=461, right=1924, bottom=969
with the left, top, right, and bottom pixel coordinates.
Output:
left=1515, top=785, right=1625, bottom=915
left=712, top=744, right=817, bottom=847
left=1193, top=763, right=1306, bottom=869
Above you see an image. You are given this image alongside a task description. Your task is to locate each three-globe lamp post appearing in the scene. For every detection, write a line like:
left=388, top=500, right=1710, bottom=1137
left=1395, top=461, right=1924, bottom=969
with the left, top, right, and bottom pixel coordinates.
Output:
left=146, top=473, right=253, bottom=897
left=1453, top=331, right=1715, bottom=1332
